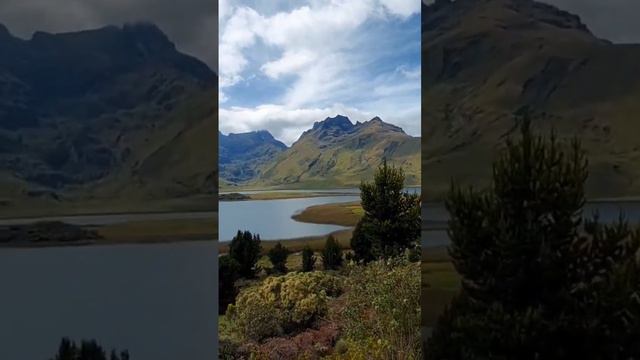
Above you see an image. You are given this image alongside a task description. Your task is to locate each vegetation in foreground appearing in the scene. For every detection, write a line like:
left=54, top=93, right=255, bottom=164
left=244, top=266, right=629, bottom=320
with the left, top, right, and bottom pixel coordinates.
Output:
left=425, top=114, right=640, bottom=359
left=219, top=161, right=421, bottom=359
left=50, top=337, right=129, bottom=360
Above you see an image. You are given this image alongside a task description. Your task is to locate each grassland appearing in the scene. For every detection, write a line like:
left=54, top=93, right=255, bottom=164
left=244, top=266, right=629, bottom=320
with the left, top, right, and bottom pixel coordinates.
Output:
left=291, top=201, right=363, bottom=226
left=422, top=246, right=460, bottom=329
left=96, top=217, right=217, bottom=244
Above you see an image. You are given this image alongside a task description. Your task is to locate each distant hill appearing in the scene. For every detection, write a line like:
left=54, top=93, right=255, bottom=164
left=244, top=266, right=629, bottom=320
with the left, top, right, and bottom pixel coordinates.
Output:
left=220, top=115, right=420, bottom=189
left=219, top=130, right=287, bottom=183
left=0, top=23, right=217, bottom=216
left=422, top=0, right=640, bottom=199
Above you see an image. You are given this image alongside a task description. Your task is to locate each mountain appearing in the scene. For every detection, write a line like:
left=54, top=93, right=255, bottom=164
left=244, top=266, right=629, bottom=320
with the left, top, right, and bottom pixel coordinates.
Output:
left=0, top=23, right=217, bottom=215
left=422, top=0, right=640, bottom=199
left=219, top=130, right=287, bottom=183
left=249, top=115, right=420, bottom=188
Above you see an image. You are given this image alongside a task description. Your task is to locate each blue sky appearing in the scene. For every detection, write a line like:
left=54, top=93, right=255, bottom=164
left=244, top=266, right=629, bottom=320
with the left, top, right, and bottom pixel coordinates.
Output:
left=219, top=0, right=421, bottom=145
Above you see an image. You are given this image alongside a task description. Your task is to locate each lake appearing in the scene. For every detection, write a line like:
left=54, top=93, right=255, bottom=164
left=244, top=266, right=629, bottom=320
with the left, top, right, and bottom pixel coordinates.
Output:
left=422, top=201, right=640, bottom=248
left=0, top=241, right=217, bottom=360
left=219, top=187, right=421, bottom=242
left=219, top=196, right=359, bottom=241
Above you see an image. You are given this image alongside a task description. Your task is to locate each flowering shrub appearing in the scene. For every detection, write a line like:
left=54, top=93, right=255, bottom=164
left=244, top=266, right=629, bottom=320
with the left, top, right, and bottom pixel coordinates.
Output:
left=241, top=322, right=339, bottom=360
left=227, top=271, right=343, bottom=341
left=339, top=257, right=421, bottom=360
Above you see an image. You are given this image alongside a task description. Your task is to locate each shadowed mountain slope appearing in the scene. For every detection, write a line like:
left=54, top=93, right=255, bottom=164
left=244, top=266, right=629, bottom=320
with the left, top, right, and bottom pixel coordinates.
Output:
left=422, top=0, right=640, bottom=199
left=0, top=23, right=217, bottom=216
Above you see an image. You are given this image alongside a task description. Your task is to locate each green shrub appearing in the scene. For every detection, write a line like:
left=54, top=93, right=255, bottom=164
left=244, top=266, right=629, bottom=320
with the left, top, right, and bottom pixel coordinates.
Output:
left=268, top=242, right=290, bottom=274
left=301, top=245, right=316, bottom=272
left=227, top=271, right=343, bottom=341
left=229, top=230, right=261, bottom=278
left=322, top=235, right=343, bottom=270
left=341, top=257, right=421, bottom=359
left=219, top=255, right=240, bottom=314
left=407, top=242, right=421, bottom=263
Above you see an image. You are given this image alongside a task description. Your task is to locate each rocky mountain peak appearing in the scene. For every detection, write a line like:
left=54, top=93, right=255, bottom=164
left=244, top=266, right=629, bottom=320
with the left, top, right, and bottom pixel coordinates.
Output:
left=312, top=115, right=354, bottom=131
left=357, top=116, right=405, bottom=134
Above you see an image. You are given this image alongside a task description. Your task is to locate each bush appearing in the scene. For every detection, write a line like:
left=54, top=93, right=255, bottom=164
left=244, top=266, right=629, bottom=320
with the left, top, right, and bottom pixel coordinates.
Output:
left=323, top=338, right=392, bottom=360
left=340, top=257, right=421, bottom=359
left=227, top=271, right=343, bottom=341
left=219, top=255, right=241, bottom=314
left=351, top=159, right=421, bottom=261
left=268, top=242, right=290, bottom=274
left=301, top=245, right=316, bottom=272
left=244, top=322, right=339, bottom=360
left=407, top=242, right=421, bottom=263
left=229, top=230, right=261, bottom=278
left=322, top=235, right=343, bottom=270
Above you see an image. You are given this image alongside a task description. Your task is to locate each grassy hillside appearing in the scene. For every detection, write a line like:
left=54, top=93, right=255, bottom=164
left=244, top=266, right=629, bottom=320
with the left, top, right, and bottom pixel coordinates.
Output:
left=422, top=0, right=640, bottom=200
left=251, top=116, right=421, bottom=189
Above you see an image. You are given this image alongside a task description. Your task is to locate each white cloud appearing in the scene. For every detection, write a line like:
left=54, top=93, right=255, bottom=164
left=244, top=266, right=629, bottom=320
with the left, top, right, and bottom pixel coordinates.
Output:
left=220, top=104, right=375, bottom=145
left=261, top=49, right=317, bottom=79
left=380, top=0, right=422, bottom=17
left=219, top=0, right=420, bottom=98
left=218, top=6, right=263, bottom=87
left=220, top=102, right=420, bottom=146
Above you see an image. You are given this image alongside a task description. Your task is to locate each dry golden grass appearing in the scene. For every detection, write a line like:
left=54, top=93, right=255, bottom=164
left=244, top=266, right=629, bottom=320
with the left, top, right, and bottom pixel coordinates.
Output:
left=292, top=201, right=363, bottom=227
left=97, top=217, right=217, bottom=244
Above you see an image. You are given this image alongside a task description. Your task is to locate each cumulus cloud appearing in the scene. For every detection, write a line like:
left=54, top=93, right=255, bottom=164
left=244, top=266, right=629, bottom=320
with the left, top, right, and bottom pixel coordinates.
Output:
left=220, top=103, right=420, bottom=146
left=219, top=0, right=421, bottom=143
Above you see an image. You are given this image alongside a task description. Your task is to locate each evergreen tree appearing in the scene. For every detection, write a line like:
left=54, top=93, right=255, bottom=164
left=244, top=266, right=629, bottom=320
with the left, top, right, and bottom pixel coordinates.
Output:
left=301, top=245, right=316, bottom=272
left=53, top=337, right=77, bottom=360
left=426, top=113, right=640, bottom=359
left=229, top=230, right=261, bottom=278
left=267, top=242, right=290, bottom=274
left=351, top=159, right=421, bottom=261
left=51, top=338, right=128, bottom=360
left=322, top=235, right=343, bottom=270
left=219, top=255, right=240, bottom=314
left=79, top=340, right=106, bottom=360
left=120, top=350, right=130, bottom=360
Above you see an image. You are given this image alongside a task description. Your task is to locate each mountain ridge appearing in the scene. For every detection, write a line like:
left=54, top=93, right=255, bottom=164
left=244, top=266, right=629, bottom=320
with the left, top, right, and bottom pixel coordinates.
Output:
left=220, top=115, right=421, bottom=189
left=422, top=0, right=640, bottom=199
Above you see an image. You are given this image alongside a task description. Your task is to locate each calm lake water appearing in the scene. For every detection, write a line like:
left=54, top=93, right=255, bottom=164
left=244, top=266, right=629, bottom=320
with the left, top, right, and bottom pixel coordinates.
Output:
left=422, top=201, right=640, bottom=248
left=0, top=241, right=217, bottom=360
left=219, top=196, right=359, bottom=241
left=219, top=187, right=421, bottom=242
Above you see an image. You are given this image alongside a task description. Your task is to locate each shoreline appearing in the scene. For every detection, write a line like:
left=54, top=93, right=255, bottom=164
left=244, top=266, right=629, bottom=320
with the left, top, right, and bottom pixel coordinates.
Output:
left=291, top=201, right=362, bottom=226
left=0, top=217, right=217, bottom=249
left=219, top=191, right=356, bottom=202
left=0, top=237, right=214, bottom=249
